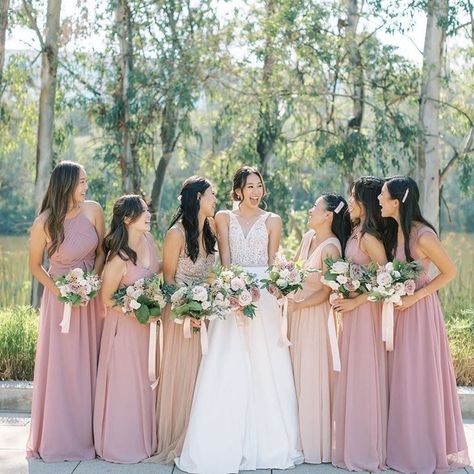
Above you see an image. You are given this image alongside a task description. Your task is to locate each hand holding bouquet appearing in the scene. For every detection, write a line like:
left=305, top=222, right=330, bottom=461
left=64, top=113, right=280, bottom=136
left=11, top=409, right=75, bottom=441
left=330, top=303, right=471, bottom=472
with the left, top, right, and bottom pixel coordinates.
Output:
left=55, top=268, right=101, bottom=333
left=320, top=257, right=370, bottom=298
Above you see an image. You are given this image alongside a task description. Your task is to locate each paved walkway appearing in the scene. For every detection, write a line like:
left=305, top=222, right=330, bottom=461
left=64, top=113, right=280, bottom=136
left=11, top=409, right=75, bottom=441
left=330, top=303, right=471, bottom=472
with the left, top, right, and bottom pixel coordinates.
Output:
left=1, top=413, right=473, bottom=474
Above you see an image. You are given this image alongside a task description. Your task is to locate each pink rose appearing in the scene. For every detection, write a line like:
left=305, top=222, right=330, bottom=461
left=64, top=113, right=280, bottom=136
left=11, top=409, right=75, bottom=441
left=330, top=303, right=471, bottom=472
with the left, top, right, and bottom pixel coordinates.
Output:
left=404, top=279, right=416, bottom=295
left=250, top=287, right=261, bottom=302
left=229, top=295, right=239, bottom=308
left=344, top=279, right=360, bottom=292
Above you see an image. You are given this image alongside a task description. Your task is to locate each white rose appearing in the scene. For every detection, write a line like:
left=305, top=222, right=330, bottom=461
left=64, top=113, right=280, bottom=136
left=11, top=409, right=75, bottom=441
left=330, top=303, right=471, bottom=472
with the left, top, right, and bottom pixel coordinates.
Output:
left=385, top=262, right=394, bottom=272
left=331, top=261, right=349, bottom=274
left=201, top=300, right=211, bottom=310
left=230, top=277, right=245, bottom=292
left=192, top=285, right=208, bottom=302
left=276, top=278, right=288, bottom=289
left=171, top=287, right=187, bottom=303
left=280, top=269, right=291, bottom=279
left=376, top=271, right=392, bottom=287
left=130, top=299, right=141, bottom=310
left=59, top=285, right=70, bottom=297
left=68, top=268, right=84, bottom=280
left=336, top=275, right=348, bottom=285
left=238, top=290, right=252, bottom=307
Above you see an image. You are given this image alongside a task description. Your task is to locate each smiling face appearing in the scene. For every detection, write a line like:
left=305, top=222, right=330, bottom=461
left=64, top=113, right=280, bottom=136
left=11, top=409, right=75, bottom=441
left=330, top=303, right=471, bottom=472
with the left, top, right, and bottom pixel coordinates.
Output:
left=198, top=185, right=217, bottom=218
left=378, top=183, right=399, bottom=219
left=72, top=168, right=88, bottom=204
left=308, top=196, right=332, bottom=230
left=237, top=173, right=264, bottom=209
left=348, top=187, right=364, bottom=222
left=128, top=199, right=151, bottom=233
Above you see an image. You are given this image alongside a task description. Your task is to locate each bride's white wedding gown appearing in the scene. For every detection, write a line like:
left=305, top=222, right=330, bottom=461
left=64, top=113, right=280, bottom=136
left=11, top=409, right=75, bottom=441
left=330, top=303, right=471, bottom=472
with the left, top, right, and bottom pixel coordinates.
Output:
left=176, top=211, right=303, bottom=474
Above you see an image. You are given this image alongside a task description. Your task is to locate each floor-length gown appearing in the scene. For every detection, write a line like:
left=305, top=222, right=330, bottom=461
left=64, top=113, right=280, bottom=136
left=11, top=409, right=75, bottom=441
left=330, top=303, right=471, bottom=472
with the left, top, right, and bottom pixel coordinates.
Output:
left=387, top=225, right=470, bottom=473
left=148, top=223, right=215, bottom=464
left=94, top=233, right=159, bottom=463
left=289, top=231, right=341, bottom=464
left=332, top=233, right=388, bottom=471
left=26, top=212, right=104, bottom=462
left=176, top=211, right=303, bottom=474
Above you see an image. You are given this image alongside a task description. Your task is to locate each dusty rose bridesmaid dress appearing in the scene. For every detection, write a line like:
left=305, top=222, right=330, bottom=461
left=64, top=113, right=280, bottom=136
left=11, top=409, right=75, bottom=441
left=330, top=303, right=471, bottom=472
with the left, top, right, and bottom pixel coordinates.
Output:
left=331, top=232, right=388, bottom=471
left=289, top=231, right=341, bottom=464
left=387, top=225, right=470, bottom=473
left=26, top=212, right=104, bottom=462
left=94, top=233, right=159, bottom=463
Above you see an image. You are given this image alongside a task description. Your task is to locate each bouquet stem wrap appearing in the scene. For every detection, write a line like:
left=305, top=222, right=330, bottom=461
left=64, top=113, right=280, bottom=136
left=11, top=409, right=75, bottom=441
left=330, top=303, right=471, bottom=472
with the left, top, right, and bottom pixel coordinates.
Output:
left=277, top=296, right=292, bottom=347
left=183, top=317, right=209, bottom=356
left=148, top=319, right=163, bottom=390
left=382, top=301, right=394, bottom=351
left=327, top=307, right=341, bottom=371
left=59, top=303, right=72, bottom=334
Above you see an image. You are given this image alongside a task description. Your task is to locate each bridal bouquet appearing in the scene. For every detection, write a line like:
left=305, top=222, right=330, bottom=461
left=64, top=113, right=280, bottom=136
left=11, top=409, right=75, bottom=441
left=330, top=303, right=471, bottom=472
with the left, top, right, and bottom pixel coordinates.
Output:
left=365, top=260, right=422, bottom=351
left=366, top=260, right=422, bottom=303
left=112, top=274, right=167, bottom=324
left=320, top=257, right=370, bottom=298
left=210, top=265, right=260, bottom=319
left=260, top=254, right=307, bottom=298
left=55, top=268, right=101, bottom=333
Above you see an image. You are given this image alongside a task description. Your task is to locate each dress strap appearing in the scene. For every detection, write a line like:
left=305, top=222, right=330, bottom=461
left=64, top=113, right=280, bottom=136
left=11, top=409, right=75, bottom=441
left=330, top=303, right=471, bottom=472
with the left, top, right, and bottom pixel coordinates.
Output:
left=311, top=237, right=342, bottom=267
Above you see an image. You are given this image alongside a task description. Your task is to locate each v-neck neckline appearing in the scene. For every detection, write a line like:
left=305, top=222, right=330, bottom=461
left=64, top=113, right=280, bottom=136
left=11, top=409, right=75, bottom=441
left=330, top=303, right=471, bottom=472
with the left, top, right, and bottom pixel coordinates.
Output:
left=305, top=231, right=338, bottom=262
left=231, top=212, right=267, bottom=240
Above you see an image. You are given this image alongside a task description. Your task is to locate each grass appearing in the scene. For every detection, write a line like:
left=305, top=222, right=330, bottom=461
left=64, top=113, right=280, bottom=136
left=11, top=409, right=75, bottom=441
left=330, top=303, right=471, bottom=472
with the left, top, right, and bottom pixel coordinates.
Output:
left=0, top=233, right=472, bottom=383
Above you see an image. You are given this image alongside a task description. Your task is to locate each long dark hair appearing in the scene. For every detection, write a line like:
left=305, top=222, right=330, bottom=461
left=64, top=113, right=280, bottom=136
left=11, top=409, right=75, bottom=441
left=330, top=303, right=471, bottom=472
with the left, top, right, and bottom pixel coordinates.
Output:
left=103, top=195, right=145, bottom=264
left=351, top=176, right=390, bottom=259
left=40, top=161, right=83, bottom=257
left=321, top=193, right=351, bottom=258
left=169, top=176, right=216, bottom=262
left=231, top=165, right=266, bottom=202
left=384, top=176, right=437, bottom=262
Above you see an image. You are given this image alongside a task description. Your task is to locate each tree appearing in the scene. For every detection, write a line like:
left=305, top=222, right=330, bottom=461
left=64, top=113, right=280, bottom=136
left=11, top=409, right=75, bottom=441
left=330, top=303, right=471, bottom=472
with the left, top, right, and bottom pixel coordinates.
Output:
left=0, top=0, right=9, bottom=103
left=417, top=0, right=449, bottom=230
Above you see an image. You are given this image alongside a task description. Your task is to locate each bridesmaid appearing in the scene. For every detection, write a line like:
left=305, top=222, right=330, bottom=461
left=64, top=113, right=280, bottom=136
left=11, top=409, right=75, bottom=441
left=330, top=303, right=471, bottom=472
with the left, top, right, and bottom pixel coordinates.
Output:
left=94, top=195, right=160, bottom=463
left=288, top=193, right=351, bottom=464
left=331, top=176, right=389, bottom=471
left=149, top=176, right=216, bottom=463
left=26, top=161, right=105, bottom=462
left=379, top=176, right=470, bottom=473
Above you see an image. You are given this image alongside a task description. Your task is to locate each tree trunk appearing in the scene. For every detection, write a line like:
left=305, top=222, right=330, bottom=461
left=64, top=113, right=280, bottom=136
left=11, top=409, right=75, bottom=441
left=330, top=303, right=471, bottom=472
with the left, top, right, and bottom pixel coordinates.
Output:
left=115, top=0, right=136, bottom=193
left=150, top=101, right=178, bottom=221
left=32, top=0, right=62, bottom=308
left=417, top=0, right=448, bottom=231
left=0, top=0, right=9, bottom=103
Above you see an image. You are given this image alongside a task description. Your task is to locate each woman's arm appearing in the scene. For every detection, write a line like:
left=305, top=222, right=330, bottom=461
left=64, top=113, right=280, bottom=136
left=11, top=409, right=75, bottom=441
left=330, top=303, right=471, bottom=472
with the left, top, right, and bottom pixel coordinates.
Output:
left=399, top=231, right=456, bottom=310
left=215, top=211, right=231, bottom=266
left=162, top=227, right=184, bottom=284
left=91, top=201, right=106, bottom=275
left=267, top=214, right=282, bottom=265
left=28, top=215, right=60, bottom=297
left=101, top=256, right=127, bottom=308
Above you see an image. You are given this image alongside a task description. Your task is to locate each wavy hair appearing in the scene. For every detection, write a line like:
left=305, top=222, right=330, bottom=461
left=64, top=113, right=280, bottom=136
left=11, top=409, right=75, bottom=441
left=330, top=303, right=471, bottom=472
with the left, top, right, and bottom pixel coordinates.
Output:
left=103, top=195, right=145, bottom=264
left=169, top=176, right=216, bottom=262
left=39, top=161, right=84, bottom=258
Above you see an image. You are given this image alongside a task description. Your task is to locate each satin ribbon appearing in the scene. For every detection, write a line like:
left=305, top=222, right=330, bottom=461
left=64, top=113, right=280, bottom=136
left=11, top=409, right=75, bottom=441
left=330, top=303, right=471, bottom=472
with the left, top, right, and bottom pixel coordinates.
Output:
left=277, top=296, right=292, bottom=347
left=183, top=317, right=209, bottom=356
left=234, top=310, right=251, bottom=352
left=59, top=303, right=72, bottom=333
left=148, top=319, right=163, bottom=390
left=327, top=307, right=341, bottom=371
left=381, top=301, right=394, bottom=351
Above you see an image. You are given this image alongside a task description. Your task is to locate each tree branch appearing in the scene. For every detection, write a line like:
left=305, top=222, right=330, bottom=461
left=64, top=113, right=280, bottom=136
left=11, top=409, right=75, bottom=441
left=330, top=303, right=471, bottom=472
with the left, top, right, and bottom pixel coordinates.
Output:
left=22, top=0, right=45, bottom=50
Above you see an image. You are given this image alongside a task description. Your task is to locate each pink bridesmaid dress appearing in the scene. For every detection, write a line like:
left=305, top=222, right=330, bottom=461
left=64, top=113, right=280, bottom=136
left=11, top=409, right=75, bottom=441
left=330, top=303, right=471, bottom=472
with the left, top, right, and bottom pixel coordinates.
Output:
left=387, top=225, right=470, bottom=473
left=289, top=231, right=341, bottom=463
left=27, top=211, right=104, bottom=462
left=332, top=232, right=388, bottom=471
left=94, top=233, right=159, bottom=463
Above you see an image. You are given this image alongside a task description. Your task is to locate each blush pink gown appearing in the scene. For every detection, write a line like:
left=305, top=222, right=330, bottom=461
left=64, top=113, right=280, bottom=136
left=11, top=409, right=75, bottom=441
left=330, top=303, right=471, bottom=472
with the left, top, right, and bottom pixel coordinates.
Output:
left=387, top=225, right=470, bottom=473
left=26, top=212, right=104, bottom=462
left=332, top=232, right=388, bottom=471
left=94, top=233, right=159, bottom=463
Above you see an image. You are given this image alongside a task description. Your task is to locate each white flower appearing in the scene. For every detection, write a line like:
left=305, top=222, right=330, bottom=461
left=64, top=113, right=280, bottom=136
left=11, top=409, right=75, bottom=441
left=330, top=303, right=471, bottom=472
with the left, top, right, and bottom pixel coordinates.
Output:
left=385, top=262, right=394, bottom=272
left=59, top=285, right=70, bottom=297
left=393, top=270, right=401, bottom=278
left=221, top=271, right=234, bottom=282
left=331, top=261, right=349, bottom=274
left=280, top=268, right=291, bottom=279
left=276, top=278, right=288, bottom=289
left=336, top=275, right=348, bottom=284
left=192, top=285, right=208, bottom=302
left=238, top=290, right=252, bottom=307
left=376, top=271, right=392, bottom=287
left=201, top=300, right=211, bottom=310
left=321, top=277, right=340, bottom=291
left=171, top=287, right=187, bottom=303
left=68, top=268, right=84, bottom=281
left=130, top=299, right=141, bottom=310
left=230, top=277, right=245, bottom=292
left=288, top=269, right=302, bottom=284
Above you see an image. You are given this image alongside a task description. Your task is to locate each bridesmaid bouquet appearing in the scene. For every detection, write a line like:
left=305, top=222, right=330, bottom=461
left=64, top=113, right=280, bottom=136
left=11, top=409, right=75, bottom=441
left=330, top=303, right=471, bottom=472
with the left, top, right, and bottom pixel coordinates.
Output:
left=260, top=253, right=307, bottom=298
left=366, top=260, right=422, bottom=303
left=320, top=257, right=370, bottom=298
left=210, top=265, right=260, bottom=319
left=365, top=260, right=422, bottom=351
left=112, top=274, right=167, bottom=324
left=55, top=268, right=101, bottom=333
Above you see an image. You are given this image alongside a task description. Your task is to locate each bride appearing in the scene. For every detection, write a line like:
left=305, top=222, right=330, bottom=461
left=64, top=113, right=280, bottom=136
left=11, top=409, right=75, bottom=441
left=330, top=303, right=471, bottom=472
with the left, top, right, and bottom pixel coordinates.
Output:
left=176, top=166, right=303, bottom=474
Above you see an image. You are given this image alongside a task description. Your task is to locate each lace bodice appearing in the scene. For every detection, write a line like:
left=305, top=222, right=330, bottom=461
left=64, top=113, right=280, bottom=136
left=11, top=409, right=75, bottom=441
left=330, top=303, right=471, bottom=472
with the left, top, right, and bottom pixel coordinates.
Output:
left=172, top=224, right=215, bottom=285
left=228, top=211, right=270, bottom=266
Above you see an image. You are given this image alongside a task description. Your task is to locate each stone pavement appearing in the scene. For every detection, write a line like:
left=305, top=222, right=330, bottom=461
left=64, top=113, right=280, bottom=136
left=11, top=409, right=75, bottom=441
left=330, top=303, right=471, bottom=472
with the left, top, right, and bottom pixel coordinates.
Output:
left=1, top=413, right=473, bottom=474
